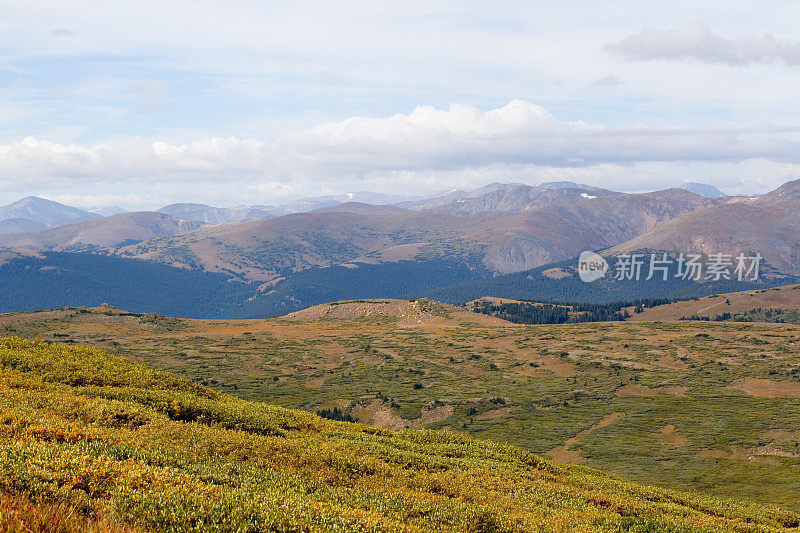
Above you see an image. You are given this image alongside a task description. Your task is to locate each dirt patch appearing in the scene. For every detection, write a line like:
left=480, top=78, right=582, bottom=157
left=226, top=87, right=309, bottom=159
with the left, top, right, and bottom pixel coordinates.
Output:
left=653, top=353, right=689, bottom=370
left=351, top=400, right=408, bottom=430
left=511, top=364, right=546, bottom=377
left=616, top=384, right=689, bottom=397
left=546, top=412, right=623, bottom=464
left=696, top=449, right=728, bottom=459
left=542, top=267, right=572, bottom=280
left=748, top=444, right=799, bottom=458
left=763, top=429, right=800, bottom=439
left=536, top=355, right=577, bottom=377
left=654, top=425, right=689, bottom=447
left=305, top=377, right=325, bottom=389
left=696, top=444, right=798, bottom=464
left=729, top=377, right=800, bottom=398
left=351, top=400, right=453, bottom=430
left=316, top=342, right=350, bottom=369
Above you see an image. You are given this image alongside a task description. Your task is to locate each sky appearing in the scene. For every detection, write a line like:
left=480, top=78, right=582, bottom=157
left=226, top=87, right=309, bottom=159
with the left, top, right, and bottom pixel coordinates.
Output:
left=2, top=0, right=800, bottom=210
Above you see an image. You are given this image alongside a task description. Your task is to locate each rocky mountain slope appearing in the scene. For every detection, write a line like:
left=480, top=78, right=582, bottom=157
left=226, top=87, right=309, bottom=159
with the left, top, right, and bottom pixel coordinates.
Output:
left=0, top=185, right=727, bottom=284
left=420, top=183, right=619, bottom=215
left=112, top=187, right=716, bottom=282
left=609, top=178, right=800, bottom=275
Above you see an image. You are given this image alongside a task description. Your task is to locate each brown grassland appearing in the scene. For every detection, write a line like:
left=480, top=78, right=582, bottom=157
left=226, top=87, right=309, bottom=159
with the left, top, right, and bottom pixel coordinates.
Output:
left=2, top=295, right=800, bottom=516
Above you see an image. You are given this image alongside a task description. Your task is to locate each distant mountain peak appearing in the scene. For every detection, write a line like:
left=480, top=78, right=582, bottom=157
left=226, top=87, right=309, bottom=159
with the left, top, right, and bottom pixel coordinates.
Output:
left=0, top=196, right=100, bottom=227
left=467, top=182, right=524, bottom=196
left=753, top=177, right=800, bottom=206
left=680, top=182, right=727, bottom=198
left=537, top=181, right=591, bottom=190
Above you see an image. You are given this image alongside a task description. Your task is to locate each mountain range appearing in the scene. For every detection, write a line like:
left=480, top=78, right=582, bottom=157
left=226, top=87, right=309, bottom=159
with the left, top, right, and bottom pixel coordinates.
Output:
left=1, top=178, right=798, bottom=316
left=610, top=179, right=800, bottom=274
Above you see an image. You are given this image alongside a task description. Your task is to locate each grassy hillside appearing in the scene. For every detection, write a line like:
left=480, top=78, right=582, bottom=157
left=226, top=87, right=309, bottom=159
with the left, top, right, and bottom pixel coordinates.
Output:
left=0, top=337, right=798, bottom=532
left=464, top=284, right=800, bottom=325
left=4, top=305, right=800, bottom=513
left=627, top=285, right=800, bottom=322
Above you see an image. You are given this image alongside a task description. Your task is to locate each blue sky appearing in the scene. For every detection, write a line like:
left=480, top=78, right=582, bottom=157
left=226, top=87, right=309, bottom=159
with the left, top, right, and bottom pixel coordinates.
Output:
left=2, top=1, right=800, bottom=209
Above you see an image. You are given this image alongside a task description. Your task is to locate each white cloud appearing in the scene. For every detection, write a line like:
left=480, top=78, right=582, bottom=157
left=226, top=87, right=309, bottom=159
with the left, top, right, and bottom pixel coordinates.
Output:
left=44, top=193, right=146, bottom=210
left=606, top=25, right=800, bottom=66
left=1, top=100, right=800, bottom=198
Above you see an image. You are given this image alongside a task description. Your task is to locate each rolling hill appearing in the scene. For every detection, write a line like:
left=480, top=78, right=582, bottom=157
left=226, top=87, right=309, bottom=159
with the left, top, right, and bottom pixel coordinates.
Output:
left=157, top=203, right=276, bottom=224
left=0, top=184, right=764, bottom=317
left=116, top=206, right=490, bottom=282
left=0, top=336, right=798, bottom=531
left=5, top=305, right=800, bottom=518
left=0, top=217, right=46, bottom=235
left=0, top=212, right=205, bottom=252
left=626, top=284, right=800, bottom=322
left=0, top=185, right=729, bottom=284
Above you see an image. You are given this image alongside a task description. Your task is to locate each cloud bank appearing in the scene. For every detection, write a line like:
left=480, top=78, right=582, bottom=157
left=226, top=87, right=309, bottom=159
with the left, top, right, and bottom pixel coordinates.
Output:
left=607, top=25, right=800, bottom=67
left=1, top=100, right=798, bottom=195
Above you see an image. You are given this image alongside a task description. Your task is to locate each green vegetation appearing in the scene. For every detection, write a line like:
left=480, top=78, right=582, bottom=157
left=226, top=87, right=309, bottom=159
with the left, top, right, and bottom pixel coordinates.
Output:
left=680, top=308, right=800, bottom=324
left=1, top=337, right=799, bottom=531
left=5, top=307, right=800, bottom=514
left=467, top=300, right=680, bottom=324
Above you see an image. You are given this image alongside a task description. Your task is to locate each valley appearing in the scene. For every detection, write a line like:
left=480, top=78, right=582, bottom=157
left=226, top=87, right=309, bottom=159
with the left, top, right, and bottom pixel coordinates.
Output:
left=4, top=297, right=800, bottom=511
